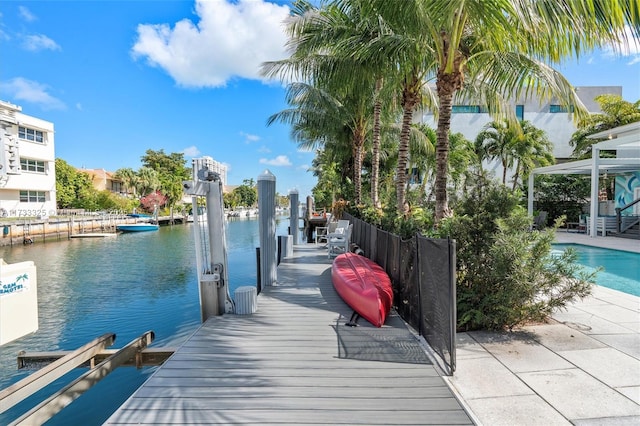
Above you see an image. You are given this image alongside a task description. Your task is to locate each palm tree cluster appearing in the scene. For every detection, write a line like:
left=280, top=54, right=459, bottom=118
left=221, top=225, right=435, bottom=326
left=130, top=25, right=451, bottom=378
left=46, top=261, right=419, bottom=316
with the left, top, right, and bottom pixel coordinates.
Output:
left=263, top=0, right=638, bottom=223
left=114, top=149, right=192, bottom=212
left=475, top=120, right=554, bottom=190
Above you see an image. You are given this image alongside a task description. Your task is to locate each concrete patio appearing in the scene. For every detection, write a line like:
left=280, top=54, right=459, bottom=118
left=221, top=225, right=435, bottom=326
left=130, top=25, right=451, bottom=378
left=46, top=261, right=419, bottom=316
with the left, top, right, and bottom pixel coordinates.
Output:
left=445, top=232, right=640, bottom=425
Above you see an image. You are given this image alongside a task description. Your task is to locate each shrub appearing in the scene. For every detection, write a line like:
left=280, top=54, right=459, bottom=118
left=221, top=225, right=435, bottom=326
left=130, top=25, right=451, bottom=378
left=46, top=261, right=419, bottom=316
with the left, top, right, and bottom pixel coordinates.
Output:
left=437, top=178, right=595, bottom=331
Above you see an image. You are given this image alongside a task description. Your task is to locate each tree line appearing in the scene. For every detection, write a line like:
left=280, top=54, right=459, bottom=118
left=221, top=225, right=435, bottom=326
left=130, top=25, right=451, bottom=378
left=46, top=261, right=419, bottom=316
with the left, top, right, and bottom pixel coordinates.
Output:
left=55, top=150, right=285, bottom=213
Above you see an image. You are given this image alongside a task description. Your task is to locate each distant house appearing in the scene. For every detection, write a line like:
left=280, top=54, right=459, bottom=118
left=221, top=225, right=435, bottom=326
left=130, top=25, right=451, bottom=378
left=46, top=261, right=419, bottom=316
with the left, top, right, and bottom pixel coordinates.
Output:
left=0, top=100, right=57, bottom=218
left=224, top=184, right=239, bottom=194
left=78, top=168, right=123, bottom=194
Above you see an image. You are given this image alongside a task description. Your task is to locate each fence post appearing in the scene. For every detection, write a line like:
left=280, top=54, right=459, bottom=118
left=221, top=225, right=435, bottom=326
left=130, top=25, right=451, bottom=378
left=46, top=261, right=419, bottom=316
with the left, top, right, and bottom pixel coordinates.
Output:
left=448, top=238, right=457, bottom=374
left=289, top=189, right=299, bottom=245
left=255, top=247, right=262, bottom=294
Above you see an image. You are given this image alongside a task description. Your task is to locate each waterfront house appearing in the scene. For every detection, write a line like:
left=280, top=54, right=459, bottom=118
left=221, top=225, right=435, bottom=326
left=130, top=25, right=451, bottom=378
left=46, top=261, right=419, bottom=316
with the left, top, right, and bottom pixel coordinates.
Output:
left=79, top=168, right=124, bottom=194
left=0, top=100, right=57, bottom=219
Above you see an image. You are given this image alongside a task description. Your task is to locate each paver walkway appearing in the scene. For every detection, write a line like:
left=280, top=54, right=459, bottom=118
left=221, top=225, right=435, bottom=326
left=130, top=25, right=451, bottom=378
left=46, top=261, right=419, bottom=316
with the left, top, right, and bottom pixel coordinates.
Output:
left=446, top=233, right=640, bottom=425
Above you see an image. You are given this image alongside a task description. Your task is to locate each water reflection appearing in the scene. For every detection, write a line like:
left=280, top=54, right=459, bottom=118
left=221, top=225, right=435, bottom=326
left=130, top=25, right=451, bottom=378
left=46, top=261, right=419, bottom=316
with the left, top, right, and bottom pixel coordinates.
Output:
left=0, top=217, right=291, bottom=424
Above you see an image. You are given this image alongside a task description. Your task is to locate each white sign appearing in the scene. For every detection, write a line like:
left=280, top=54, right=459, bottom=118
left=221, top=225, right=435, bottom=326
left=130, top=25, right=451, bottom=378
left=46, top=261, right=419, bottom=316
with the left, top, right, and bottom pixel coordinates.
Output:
left=0, top=272, right=31, bottom=297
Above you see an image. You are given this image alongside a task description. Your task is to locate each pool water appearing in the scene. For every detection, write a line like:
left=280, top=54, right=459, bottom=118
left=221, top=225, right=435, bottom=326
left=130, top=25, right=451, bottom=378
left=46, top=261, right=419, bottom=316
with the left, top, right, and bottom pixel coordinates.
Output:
left=553, top=244, right=640, bottom=297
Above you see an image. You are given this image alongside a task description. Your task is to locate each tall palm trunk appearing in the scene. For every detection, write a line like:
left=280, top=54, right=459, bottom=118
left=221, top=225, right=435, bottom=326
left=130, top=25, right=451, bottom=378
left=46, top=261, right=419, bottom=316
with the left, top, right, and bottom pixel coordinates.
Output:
left=502, top=159, right=508, bottom=185
left=353, top=128, right=366, bottom=205
left=435, top=43, right=464, bottom=222
left=512, top=160, right=522, bottom=191
left=435, top=90, right=453, bottom=221
left=371, top=78, right=383, bottom=209
left=396, top=74, right=420, bottom=215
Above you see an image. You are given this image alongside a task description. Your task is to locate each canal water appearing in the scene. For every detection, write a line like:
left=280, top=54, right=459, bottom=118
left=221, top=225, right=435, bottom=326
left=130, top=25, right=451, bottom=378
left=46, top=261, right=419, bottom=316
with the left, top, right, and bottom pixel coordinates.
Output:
left=0, top=217, right=292, bottom=425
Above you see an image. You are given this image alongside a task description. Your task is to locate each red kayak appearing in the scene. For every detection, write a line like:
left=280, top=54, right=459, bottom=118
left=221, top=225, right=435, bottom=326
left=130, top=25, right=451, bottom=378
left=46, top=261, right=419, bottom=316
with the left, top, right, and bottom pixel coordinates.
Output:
left=331, top=252, right=393, bottom=327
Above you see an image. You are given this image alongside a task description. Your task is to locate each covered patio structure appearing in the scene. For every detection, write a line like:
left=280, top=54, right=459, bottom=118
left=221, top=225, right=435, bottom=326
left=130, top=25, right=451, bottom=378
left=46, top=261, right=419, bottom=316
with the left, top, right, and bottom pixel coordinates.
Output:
left=528, top=121, right=640, bottom=237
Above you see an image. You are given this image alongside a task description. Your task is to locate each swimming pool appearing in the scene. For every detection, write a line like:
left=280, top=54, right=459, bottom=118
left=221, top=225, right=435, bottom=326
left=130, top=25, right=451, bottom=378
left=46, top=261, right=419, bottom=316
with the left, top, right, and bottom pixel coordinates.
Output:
left=553, top=243, right=640, bottom=297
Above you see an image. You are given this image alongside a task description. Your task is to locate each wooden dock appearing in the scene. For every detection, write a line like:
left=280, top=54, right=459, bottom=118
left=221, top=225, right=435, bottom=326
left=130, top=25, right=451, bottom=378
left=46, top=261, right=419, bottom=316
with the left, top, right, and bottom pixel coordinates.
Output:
left=106, top=245, right=473, bottom=425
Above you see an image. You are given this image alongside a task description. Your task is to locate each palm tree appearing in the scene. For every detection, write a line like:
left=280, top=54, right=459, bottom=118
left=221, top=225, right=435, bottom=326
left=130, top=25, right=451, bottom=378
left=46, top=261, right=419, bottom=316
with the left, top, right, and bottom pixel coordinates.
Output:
left=412, top=123, right=475, bottom=202
left=475, top=121, right=517, bottom=185
left=310, top=151, right=342, bottom=208
left=136, top=167, right=160, bottom=196
left=476, top=120, right=554, bottom=190
left=346, top=1, right=438, bottom=214
left=265, top=79, right=369, bottom=203
left=368, top=0, right=638, bottom=220
left=114, top=167, right=138, bottom=197
left=511, top=121, right=555, bottom=190
left=262, top=0, right=404, bottom=208
left=570, top=94, right=640, bottom=158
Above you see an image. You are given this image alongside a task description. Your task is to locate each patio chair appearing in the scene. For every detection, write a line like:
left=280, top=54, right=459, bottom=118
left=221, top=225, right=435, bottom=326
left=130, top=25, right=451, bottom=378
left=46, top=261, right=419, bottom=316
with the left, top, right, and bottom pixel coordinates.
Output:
left=532, top=211, right=548, bottom=230
left=316, top=219, right=345, bottom=245
left=578, top=214, right=587, bottom=233
left=314, top=217, right=331, bottom=244
left=328, top=223, right=353, bottom=259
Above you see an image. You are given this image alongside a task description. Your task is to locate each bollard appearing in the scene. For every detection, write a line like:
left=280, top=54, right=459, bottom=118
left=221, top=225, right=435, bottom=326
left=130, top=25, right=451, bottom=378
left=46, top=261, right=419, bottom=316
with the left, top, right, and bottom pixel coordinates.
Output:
left=234, top=286, right=257, bottom=314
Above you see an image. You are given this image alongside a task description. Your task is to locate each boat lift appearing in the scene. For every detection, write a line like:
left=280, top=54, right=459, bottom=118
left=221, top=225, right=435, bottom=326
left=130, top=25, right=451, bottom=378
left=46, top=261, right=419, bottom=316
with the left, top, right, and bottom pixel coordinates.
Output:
left=183, top=161, right=235, bottom=320
left=0, top=331, right=169, bottom=425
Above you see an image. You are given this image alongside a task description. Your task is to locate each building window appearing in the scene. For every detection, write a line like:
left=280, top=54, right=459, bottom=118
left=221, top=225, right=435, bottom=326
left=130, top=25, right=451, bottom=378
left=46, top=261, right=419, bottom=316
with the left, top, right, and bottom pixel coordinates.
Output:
left=452, top=105, right=489, bottom=113
left=408, top=168, right=422, bottom=185
left=110, top=181, right=123, bottom=193
left=20, top=190, right=46, bottom=203
left=549, top=104, right=574, bottom=113
left=18, top=126, right=45, bottom=143
left=516, top=105, right=524, bottom=120
left=20, top=159, right=46, bottom=173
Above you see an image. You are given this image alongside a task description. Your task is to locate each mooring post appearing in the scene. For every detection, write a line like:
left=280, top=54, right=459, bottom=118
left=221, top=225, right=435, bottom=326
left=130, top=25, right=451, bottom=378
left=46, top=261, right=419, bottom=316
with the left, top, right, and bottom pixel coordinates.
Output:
left=258, top=170, right=277, bottom=287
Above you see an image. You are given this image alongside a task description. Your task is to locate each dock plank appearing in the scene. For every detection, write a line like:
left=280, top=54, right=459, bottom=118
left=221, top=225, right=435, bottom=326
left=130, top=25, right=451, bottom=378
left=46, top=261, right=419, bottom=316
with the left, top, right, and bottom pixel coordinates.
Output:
left=106, top=245, right=473, bottom=425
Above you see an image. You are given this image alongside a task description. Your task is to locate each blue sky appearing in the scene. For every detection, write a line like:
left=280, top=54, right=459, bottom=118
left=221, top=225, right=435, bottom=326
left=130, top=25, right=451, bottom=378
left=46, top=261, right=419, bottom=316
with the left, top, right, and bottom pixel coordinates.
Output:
left=1, top=0, right=639, bottom=198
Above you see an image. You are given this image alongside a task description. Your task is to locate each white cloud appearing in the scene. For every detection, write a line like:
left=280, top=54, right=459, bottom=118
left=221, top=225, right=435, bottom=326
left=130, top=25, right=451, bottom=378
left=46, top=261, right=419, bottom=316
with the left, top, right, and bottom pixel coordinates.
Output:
left=22, top=34, right=61, bottom=52
left=182, top=145, right=201, bottom=157
left=259, top=155, right=291, bottom=166
left=131, top=0, right=289, bottom=88
left=297, top=164, right=309, bottom=171
left=257, top=145, right=271, bottom=153
left=18, top=6, right=36, bottom=22
left=240, top=131, right=260, bottom=143
left=75, top=103, right=83, bottom=110
left=0, top=77, right=65, bottom=110
left=628, top=56, right=640, bottom=65
left=603, top=26, right=640, bottom=61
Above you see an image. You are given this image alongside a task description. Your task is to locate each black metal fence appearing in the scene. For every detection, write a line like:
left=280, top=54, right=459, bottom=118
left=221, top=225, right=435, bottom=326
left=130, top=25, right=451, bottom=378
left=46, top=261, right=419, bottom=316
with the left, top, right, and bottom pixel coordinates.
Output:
left=344, top=213, right=457, bottom=375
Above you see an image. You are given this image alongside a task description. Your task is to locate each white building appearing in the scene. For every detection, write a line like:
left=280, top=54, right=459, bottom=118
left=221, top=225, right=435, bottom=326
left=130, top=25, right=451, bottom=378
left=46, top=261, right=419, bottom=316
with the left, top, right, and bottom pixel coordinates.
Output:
left=419, top=86, right=623, bottom=182
left=191, top=156, right=228, bottom=188
left=0, top=101, right=57, bottom=218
